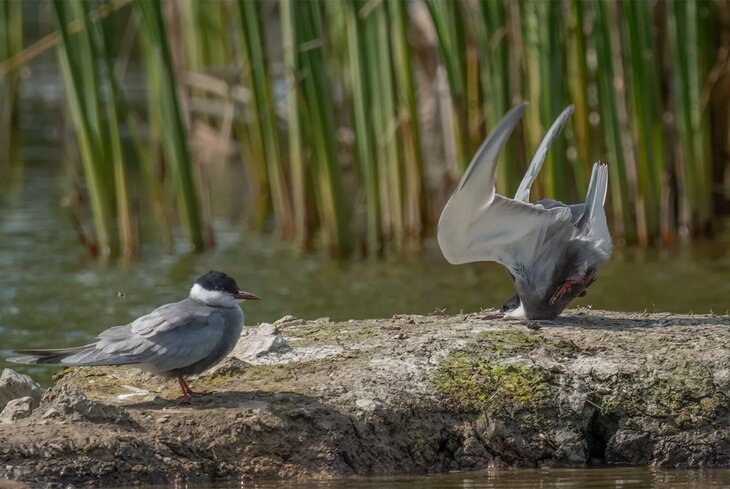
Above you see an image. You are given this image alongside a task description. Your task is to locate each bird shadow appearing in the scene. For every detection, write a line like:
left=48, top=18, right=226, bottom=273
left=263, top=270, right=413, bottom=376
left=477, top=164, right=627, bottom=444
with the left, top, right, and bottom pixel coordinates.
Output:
left=518, top=312, right=729, bottom=331
left=124, top=389, right=314, bottom=411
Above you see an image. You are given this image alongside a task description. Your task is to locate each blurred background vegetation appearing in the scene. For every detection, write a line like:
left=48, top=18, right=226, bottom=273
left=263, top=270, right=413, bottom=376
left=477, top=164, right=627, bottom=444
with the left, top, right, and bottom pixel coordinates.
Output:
left=1, top=0, right=729, bottom=259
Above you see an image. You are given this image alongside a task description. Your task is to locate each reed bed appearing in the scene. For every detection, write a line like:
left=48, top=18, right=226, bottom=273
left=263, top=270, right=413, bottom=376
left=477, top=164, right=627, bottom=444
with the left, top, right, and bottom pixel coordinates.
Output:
left=0, top=0, right=22, bottom=164
left=1, top=0, right=728, bottom=257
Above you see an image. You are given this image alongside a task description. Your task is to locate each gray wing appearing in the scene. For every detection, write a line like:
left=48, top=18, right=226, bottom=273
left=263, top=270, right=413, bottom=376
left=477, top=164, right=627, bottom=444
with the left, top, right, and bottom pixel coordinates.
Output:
left=514, top=105, right=575, bottom=202
left=535, top=199, right=585, bottom=225
left=438, top=102, right=575, bottom=279
left=576, top=162, right=611, bottom=254
left=59, top=300, right=228, bottom=372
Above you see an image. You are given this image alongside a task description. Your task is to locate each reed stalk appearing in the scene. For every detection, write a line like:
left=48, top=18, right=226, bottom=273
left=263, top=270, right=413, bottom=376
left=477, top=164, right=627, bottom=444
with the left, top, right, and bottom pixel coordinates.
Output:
left=98, top=9, right=136, bottom=257
left=424, top=0, right=470, bottom=171
left=622, top=0, right=665, bottom=242
left=0, top=0, right=22, bottom=164
left=346, top=0, right=381, bottom=254
left=136, top=0, right=205, bottom=251
left=236, top=0, right=294, bottom=239
left=566, top=0, right=590, bottom=192
left=590, top=0, right=632, bottom=242
left=667, top=0, right=713, bottom=234
left=280, top=0, right=310, bottom=249
left=388, top=0, right=426, bottom=244
left=52, top=0, right=115, bottom=256
left=295, top=0, right=350, bottom=256
left=373, top=2, right=404, bottom=251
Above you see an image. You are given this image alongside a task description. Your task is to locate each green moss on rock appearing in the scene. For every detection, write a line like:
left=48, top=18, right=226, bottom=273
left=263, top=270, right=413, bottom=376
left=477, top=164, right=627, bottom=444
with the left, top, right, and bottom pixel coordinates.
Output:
left=436, top=352, right=545, bottom=413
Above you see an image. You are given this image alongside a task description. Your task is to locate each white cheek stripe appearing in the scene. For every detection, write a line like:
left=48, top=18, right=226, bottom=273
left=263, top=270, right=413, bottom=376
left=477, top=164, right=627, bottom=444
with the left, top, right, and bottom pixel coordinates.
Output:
left=190, top=283, right=237, bottom=307
left=504, top=302, right=527, bottom=320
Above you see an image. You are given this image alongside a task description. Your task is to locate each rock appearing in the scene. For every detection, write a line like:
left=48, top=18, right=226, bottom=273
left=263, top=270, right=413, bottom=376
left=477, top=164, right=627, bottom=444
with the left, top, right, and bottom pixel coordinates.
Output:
left=606, top=429, right=653, bottom=465
left=0, top=397, right=36, bottom=423
left=274, top=315, right=304, bottom=326
left=229, top=323, right=290, bottom=360
left=0, top=479, right=31, bottom=489
left=0, top=310, right=729, bottom=486
left=44, top=387, right=137, bottom=429
left=354, top=398, right=382, bottom=412
left=0, top=370, right=44, bottom=411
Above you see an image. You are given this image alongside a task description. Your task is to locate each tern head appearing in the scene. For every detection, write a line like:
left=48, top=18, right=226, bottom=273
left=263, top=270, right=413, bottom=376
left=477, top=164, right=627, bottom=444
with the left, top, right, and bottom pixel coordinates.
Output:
left=189, top=270, right=260, bottom=308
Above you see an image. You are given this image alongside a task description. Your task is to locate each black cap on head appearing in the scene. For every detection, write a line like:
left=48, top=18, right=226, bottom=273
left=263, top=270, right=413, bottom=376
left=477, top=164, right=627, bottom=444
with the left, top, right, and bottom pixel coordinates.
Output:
left=500, top=294, right=521, bottom=313
left=194, top=271, right=240, bottom=294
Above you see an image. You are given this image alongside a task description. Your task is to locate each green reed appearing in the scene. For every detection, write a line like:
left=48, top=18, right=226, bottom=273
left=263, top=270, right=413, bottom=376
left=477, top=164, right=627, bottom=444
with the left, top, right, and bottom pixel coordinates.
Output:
left=0, top=0, right=22, bottom=164
left=136, top=0, right=205, bottom=251
left=5, top=0, right=728, bottom=257
left=52, top=0, right=116, bottom=256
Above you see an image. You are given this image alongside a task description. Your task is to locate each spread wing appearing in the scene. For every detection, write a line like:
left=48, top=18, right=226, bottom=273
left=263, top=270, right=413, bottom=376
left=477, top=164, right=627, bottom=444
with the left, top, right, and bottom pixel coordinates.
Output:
left=438, top=102, right=575, bottom=279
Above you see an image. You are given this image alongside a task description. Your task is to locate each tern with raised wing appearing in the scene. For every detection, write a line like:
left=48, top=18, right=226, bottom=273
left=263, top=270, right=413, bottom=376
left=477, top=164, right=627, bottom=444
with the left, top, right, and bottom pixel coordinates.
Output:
left=438, top=102, right=612, bottom=319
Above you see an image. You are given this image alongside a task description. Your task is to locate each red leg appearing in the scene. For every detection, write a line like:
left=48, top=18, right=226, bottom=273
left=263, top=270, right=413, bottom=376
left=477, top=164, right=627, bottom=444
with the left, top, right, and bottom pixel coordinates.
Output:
left=551, top=273, right=594, bottom=304
left=550, top=280, right=581, bottom=305
left=177, top=376, right=207, bottom=398
left=178, top=376, right=192, bottom=397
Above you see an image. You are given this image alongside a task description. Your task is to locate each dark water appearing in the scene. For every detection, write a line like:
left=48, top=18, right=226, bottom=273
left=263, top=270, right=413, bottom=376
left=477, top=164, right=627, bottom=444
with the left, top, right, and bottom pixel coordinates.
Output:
left=118, top=468, right=730, bottom=488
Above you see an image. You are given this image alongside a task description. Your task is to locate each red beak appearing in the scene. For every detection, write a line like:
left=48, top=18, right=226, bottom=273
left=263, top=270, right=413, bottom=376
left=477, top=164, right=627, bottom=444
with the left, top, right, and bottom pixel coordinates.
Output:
left=234, top=291, right=260, bottom=300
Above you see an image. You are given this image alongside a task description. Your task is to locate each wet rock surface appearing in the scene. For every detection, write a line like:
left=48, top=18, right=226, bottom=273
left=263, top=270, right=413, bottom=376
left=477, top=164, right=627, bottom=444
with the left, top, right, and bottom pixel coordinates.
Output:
left=0, top=310, right=729, bottom=486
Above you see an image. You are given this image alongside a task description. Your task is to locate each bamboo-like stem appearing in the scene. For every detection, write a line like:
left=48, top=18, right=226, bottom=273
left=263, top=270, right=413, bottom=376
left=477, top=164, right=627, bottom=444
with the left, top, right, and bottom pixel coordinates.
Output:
left=623, top=0, right=664, bottom=242
left=237, top=0, right=294, bottom=239
left=52, top=0, right=115, bottom=256
left=280, top=0, right=309, bottom=249
left=98, top=10, right=137, bottom=257
left=137, top=0, right=205, bottom=251
left=566, top=0, right=590, bottom=192
left=0, top=0, right=22, bottom=164
left=424, top=0, right=469, bottom=172
left=388, top=0, right=426, bottom=244
left=347, top=0, right=381, bottom=254
left=591, top=0, right=632, bottom=241
left=297, top=0, right=350, bottom=256
left=667, top=0, right=712, bottom=235
left=373, top=2, right=404, bottom=252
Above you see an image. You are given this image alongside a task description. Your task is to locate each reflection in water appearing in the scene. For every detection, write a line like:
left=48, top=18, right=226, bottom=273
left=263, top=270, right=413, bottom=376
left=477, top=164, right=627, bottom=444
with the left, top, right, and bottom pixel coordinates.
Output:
left=114, top=468, right=730, bottom=489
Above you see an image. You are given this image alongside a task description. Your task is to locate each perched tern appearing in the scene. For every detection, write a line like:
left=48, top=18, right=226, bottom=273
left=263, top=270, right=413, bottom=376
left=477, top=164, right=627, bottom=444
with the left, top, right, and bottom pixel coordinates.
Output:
left=438, top=102, right=612, bottom=319
left=9, top=271, right=259, bottom=397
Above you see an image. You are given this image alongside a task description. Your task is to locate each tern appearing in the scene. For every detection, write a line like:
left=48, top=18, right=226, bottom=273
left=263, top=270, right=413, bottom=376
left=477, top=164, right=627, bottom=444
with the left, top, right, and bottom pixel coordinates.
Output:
left=9, top=271, right=259, bottom=397
left=438, top=102, right=612, bottom=319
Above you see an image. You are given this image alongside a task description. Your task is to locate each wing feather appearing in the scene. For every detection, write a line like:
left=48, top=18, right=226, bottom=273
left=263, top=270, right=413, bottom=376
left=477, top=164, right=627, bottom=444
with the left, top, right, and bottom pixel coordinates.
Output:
left=514, top=105, right=575, bottom=202
left=57, top=302, right=228, bottom=371
left=576, top=163, right=610, bottom=248
left=438, top=103, right=580, bottom=279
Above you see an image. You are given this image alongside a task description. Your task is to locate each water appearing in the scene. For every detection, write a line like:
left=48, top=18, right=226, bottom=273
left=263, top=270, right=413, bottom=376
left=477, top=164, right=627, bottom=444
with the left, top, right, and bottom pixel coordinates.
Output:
left=119, top=468, right=730, bottom=488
